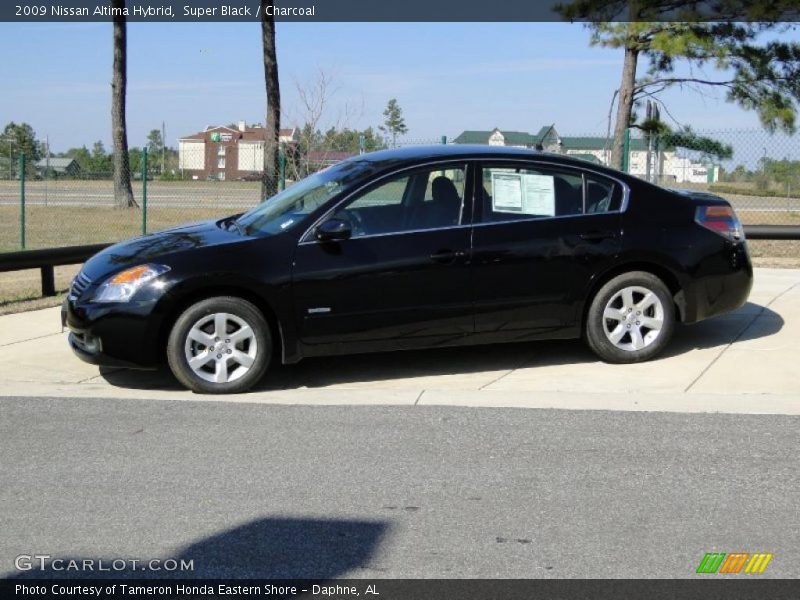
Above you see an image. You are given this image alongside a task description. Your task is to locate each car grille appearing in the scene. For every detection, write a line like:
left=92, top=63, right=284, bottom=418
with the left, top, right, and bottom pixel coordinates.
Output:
left=69, top=271, right=92, bottom=299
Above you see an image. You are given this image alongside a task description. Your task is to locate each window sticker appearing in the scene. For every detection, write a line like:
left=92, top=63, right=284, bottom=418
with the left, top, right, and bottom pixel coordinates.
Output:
left=491, top=172, right=524, bottom=212
left=521, top=173, right=555, bottom=216
left=490, top=171, right=556, bottom=216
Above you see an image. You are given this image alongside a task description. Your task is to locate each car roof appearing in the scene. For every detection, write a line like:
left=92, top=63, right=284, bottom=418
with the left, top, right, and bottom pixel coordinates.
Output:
left=346, top=144, right=626, bottom=178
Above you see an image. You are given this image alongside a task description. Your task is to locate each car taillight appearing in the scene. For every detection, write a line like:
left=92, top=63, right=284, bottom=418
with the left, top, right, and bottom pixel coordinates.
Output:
left=695, top=205, right=744, bottom=241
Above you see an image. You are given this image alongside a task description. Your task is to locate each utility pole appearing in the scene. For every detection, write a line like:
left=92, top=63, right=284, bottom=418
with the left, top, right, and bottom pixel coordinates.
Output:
left=682, top=150, right=687, bottom=183
left=651, top=103, right=660, bottom=183
left=644, top=101, right=652, bottom=183
left=44, top=135, right=50, bottom=206
left=161, top=121, right=166, bottom=175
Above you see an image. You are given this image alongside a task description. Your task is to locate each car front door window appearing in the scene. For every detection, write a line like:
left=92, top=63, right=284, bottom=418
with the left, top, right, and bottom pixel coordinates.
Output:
left=334, top=165, right=467, bottom=237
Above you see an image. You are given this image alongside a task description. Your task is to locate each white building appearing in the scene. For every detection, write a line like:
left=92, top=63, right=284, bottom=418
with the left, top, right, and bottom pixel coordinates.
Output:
left=453, top=126, right=719, bottom=184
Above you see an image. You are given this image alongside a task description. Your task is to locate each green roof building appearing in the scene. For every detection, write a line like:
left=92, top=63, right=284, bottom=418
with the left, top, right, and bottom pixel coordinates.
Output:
left=560, top=136, right=648, bottom=152
left=451, top=125, right=716, bottom=185
left=452, top=128, right=539, bottom=147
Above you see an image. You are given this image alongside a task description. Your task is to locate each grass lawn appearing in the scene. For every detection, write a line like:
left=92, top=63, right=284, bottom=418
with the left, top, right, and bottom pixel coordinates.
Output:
left=0, top=264, right=78, bottom=316
left=0, top=205, right=236, bottom=252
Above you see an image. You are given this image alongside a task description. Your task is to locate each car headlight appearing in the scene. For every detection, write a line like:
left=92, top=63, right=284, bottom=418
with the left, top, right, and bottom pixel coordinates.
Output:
left=94, top=264, right=171, bottom=303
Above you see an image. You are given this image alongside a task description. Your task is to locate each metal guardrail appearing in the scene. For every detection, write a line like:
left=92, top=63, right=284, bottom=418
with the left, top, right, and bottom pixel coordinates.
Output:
left=0, top=225, right=797, bottom=299
left=0, top=243, right=110, bottom=296
left=744, top=225, right=800, bottom=240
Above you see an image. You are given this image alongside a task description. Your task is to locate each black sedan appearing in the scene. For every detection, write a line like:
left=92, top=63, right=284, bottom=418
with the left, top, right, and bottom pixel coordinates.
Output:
left=64, top=145, right=752, bottom=393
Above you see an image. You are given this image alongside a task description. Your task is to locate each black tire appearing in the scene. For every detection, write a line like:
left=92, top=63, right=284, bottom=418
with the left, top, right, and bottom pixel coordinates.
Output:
left=167, top=296, right=272, bottom=394
left=585, top=271, right=675, bottom=364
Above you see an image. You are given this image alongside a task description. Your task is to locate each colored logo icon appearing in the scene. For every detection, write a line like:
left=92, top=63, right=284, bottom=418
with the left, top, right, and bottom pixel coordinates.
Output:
left=696, top=552, right=773, bottom=574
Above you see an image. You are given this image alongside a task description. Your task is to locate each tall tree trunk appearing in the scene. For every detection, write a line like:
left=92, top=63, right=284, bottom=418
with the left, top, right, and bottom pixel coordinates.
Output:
left=261, top=3, right=280, bottom=200
left=610, top=45, right=639, bottom=171
left=111, top=1, right=136, bottom=208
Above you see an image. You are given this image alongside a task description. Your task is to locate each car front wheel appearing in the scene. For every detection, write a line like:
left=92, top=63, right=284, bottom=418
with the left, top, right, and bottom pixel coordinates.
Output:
left=585, top=271, right=675, bottom=363
left=167, top=296, right=271, bottom=394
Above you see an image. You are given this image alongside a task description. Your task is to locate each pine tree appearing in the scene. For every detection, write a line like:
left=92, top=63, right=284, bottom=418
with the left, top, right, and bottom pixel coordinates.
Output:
left=558, top=2, right=800, bottom=169
left=260, top=0, right=281, bottom=199
left=380, top=99, right=408, bottom=147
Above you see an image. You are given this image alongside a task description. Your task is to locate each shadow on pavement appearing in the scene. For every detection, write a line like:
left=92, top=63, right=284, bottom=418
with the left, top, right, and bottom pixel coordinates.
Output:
left=98, top=303, right=783, bottom=392
left=5, top=516, right=388, bottom=579
left=663, top=302, right=783, bottom=355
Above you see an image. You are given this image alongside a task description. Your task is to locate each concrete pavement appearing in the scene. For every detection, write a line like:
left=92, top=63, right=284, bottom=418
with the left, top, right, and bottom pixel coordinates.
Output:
left=0, top=267, right=798, bottom=413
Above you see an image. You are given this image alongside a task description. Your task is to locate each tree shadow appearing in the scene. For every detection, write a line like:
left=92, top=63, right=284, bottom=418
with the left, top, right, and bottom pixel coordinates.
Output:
left=98, top=302, right=784, bottom=392
left=5, top=516, right=388, bottom=580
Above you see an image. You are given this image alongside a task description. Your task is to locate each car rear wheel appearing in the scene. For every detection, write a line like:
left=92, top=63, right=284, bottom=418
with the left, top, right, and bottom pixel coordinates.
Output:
left=167, top=296, right=271, bottom=394
left=585, top=271, right=675, bottom=363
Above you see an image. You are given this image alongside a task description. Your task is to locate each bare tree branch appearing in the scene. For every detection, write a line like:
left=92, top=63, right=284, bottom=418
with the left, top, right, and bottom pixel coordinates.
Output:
left=634, top=77, right=738, bottom=91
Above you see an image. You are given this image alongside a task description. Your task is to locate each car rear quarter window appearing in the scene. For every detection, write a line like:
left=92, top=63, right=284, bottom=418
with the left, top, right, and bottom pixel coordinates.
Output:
left=585, top=176, right=623, bottom=213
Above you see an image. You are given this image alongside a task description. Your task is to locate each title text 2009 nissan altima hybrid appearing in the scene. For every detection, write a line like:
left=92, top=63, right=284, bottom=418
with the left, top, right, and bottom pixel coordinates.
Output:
left=63, top=145, right=752, bottom=393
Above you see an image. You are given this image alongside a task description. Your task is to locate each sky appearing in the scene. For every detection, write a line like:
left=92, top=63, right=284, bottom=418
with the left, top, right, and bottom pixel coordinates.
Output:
left=0, top=21, right=797, bottom=154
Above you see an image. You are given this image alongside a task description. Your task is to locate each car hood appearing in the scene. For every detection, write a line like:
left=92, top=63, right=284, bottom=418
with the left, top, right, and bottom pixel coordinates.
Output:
left=80, top=218, right=244, bottom=281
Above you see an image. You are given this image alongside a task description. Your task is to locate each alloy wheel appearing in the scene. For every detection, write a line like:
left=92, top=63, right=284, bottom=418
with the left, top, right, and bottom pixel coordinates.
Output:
left=602, top=286, right=665, bottom=352
left=183, top=312, right=258, bottom=383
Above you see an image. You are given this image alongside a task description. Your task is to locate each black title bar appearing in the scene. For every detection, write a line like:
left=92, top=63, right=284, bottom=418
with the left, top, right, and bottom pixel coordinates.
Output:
left=3, top=0, right=800, bottom=22
left=4, top=579, right=800, bottom=600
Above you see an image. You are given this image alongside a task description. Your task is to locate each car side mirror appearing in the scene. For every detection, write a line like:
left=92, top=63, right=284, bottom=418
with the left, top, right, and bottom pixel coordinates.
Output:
left=315, top=218, right=352, bottom=242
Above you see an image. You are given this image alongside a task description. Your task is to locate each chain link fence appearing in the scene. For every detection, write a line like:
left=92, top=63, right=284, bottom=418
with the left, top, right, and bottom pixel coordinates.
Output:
left=1, top=131, right=798, bottom=256
left=0, top=148, right=280, bottom=253
left=556, top=128, right=800, bottom=261
left=0, top=140, right=442, bottom=253
left=557, top=128, right=800, bottom=226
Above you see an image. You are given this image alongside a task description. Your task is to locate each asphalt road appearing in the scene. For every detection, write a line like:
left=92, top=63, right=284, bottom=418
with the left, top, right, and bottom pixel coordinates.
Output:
left=1, top=396, right=797, bottom=579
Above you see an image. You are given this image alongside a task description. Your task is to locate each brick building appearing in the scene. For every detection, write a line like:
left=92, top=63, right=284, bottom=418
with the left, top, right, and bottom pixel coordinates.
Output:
left=178, top=121, right=298, bottom=180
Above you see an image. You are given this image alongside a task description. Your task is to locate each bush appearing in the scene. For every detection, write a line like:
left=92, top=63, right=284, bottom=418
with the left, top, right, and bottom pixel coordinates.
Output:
left=709, top=183, right=800, bottom=199
left=158, top=170, right=193, bottom=181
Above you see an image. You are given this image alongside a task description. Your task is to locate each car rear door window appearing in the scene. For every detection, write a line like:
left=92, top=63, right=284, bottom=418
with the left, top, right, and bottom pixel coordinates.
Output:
left=479, top=164, right=621, bottom=222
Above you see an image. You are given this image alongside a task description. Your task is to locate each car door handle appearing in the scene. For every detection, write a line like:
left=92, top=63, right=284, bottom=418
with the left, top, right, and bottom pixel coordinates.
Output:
left=430, top=250, right=466, bottom=264
left=579, top=230, right=618, bottom=242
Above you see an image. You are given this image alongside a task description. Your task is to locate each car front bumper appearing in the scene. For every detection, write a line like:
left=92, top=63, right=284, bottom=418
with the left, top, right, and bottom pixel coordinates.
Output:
left=62, top=298, right=163, bottom=369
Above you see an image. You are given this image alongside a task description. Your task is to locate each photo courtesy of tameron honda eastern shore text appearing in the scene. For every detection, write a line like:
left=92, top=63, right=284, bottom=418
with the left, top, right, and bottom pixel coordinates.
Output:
left=63, top=145, right=753, bottom=394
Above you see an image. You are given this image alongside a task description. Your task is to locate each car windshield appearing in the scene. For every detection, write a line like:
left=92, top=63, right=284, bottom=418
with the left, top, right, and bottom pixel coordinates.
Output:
left=236, top=159, right=377, bottom=236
